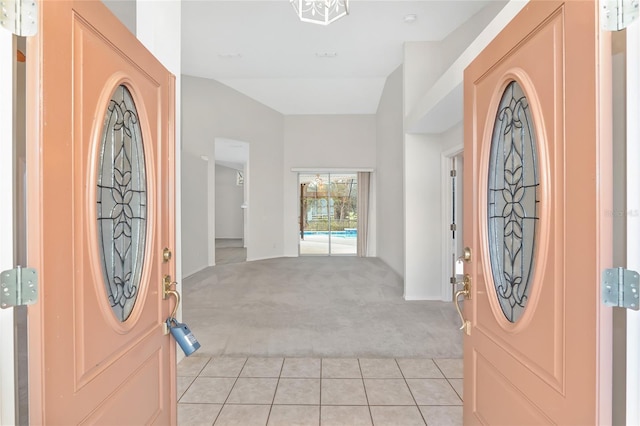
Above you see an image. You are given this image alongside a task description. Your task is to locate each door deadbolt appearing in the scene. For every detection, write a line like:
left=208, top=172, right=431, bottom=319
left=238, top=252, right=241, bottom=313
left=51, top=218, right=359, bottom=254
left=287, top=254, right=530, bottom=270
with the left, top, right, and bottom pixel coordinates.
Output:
left=462, top=247, right=472, bottom=263
left=163, top=248, right=172, bottom=262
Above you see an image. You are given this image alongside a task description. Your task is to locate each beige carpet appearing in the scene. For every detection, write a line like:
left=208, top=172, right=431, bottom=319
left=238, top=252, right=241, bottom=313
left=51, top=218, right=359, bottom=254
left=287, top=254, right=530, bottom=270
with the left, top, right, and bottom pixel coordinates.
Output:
left=183, top=257, right=462, bottom=359
left=215, top=238, right=246, bottom=265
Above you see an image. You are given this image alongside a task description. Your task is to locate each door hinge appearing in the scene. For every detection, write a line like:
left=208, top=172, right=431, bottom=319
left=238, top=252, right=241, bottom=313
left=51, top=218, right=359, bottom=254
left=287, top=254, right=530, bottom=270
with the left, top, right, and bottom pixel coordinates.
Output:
left=0, top=0, right=38, bottom=36
left=450, top=223, right=457, bottom=231
left=601, top=0, right=639, bottom=31
left=450, top=170, right=457, bottom=177
left=602, top=267, right=640, bottom=310
left=1, top=266, right=38, bottom=309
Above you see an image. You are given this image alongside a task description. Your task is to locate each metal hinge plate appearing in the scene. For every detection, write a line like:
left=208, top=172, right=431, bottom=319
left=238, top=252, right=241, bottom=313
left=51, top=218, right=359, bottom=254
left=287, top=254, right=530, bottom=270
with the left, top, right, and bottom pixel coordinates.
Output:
left=450, top=170, right=457, bottom=177
left=601, top=0, right=639, bottom=31
left=0, top=266, right=38, bottom=309
left=0, top=0, right=38, bottom=36
left=602, top=267, right=640, bottom=310
left=450, top=223, right=457, bottom=231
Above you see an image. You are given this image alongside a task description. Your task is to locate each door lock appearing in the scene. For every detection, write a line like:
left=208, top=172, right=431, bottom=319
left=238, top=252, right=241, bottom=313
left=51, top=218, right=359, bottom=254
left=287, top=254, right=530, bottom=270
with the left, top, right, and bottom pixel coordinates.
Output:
left=461, top=247, right=472, bottom=263
left=163, top=248, right=172, bottom=262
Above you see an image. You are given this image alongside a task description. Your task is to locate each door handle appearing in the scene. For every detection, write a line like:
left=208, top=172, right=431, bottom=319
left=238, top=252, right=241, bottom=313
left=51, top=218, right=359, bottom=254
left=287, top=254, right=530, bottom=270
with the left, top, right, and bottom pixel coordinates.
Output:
left=454, top=273, right=471, bottom=335
left=163, top=274, right=180, bottom=319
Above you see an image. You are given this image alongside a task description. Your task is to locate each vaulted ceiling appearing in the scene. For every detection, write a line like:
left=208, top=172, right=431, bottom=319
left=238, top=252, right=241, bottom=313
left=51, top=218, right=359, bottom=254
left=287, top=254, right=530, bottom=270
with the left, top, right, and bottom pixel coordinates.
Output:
left=181, top=1, right=493, bottom=115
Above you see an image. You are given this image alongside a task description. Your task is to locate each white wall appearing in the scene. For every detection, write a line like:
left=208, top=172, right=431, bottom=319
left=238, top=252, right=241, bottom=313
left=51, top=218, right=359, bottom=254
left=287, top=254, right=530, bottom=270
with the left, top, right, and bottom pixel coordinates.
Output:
left=439, top=1, right=509, bottom=70
left=440, top=122, right=463, bottom=153
left=182, top=75, right=284, bottom=262
left=402, top=38, right=452, bottom=300
left=404, top=134, right=443, bottom=299
left=375, top=66, right=404, bottom=276
left=136, top=0, right=183, bottom=326
left=283, top=115, right=377, bottom=256
left=403, top=42, right=443, bottom=115
left=402, top=42, right=446, bottom=300
left=400, top=2, right=519, bottom=300
left=215, top=165, right=244, bottom=239
left=401, top=3, right=507, bottom=122
left=102, top=0, right=136, bottom=34
left=181, top=152, right=209, bottom=276
left=404, top=1, right=526, bottom=133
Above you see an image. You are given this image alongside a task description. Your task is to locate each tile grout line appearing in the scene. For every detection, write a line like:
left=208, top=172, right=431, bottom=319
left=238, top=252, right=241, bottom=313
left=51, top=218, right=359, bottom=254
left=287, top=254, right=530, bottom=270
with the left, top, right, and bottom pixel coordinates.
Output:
left=444, top=376, right=463, bottom=403
left=319, top=358, right=323, bottom=426
left=395, top=358, right=428, bottom=426
left=177, top=356, right=213, bottom=404
left=357, top=359, right=375, bottom=426
left=264, top=357, right=286, bottom=426
left=212, top=357, right=249, bottom=426
left=432, top=359, right=447, bottom=380
left=433, top=359, right=464, bottom=406
left=177, top=375, right=197, bottom=404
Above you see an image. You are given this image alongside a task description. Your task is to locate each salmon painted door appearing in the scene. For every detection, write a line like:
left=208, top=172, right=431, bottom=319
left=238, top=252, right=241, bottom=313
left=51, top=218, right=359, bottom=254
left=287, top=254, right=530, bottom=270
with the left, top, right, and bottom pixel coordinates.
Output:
left=26, top=1, right=177, bottom=423
left=463, top=1, right=612, bottom=424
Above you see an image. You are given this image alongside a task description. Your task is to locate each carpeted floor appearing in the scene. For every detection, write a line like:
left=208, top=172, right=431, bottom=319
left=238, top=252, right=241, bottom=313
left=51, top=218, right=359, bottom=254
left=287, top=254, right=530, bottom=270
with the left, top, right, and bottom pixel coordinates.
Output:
left=183, top=256, right=462, bottom=359
left=215, top=238, right=247, bottom=265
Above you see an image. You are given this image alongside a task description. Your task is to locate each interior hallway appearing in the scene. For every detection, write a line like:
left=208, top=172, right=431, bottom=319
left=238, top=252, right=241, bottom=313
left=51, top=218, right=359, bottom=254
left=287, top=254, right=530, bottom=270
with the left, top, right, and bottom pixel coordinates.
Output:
left=179, top=257, right=462, bottom=424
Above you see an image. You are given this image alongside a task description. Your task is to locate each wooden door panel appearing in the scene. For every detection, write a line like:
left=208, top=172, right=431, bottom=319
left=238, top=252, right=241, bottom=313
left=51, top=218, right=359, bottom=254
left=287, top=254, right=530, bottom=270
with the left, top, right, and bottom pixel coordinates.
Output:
left=472, top=8, right=565, bottom=391
left=80, top=351, right=163, bottom=425
left=27, top=1, right=176, bottom=423
left=474, top=352, right=552, bottom=425
left=74, top=14, right=163, bottom=380
left=464, top=1, right=611, bottom=424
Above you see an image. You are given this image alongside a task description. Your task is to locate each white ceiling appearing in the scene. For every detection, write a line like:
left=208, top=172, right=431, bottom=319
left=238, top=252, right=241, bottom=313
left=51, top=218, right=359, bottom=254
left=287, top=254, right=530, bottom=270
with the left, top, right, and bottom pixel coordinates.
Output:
left=181, top=0, right=493, bottom=115
left=215, top=138, right=250, bottom=169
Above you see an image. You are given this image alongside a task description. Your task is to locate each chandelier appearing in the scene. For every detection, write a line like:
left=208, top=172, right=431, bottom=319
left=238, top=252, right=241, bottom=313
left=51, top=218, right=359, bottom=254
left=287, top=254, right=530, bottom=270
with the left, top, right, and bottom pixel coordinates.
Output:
left=290, top=0, right=349, bottom=26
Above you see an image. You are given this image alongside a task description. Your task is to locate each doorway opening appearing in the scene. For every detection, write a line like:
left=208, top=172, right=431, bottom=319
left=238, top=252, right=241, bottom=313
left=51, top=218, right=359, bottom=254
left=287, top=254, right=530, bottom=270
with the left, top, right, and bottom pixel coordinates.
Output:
left=214, top=139, right=249, bottom=265
left=298, top=173, right=357, bottom=256
left=442, top=149, right=464, bottom=302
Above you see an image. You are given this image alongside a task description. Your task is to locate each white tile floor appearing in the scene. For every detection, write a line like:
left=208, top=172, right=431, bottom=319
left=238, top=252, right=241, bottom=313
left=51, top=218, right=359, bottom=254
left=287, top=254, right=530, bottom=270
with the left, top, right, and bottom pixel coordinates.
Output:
left=178, top=356, right=463, bottom=426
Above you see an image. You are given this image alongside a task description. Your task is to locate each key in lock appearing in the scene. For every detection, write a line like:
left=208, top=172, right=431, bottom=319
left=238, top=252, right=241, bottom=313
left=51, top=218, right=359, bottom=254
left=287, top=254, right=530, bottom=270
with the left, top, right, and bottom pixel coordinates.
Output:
left=167, top=317, right=201, bottom=356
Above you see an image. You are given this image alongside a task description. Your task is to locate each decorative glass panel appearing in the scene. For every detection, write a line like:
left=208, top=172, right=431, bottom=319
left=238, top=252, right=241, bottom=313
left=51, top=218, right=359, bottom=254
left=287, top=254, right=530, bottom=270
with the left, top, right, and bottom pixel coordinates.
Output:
left=97, top=85, right=147, bottom=322
left=487, top=81, right=539, bottom=323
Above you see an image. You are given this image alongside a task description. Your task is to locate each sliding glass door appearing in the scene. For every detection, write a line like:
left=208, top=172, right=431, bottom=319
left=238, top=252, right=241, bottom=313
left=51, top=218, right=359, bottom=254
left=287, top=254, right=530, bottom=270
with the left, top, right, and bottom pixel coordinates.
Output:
left=299, top=173, right=357, bottom=255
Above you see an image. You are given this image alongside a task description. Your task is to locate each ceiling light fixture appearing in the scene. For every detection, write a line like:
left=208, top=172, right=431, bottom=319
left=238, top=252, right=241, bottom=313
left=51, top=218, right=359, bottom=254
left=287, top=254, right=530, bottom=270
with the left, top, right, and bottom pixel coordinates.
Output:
left=290, top=0, right=349, bottom=26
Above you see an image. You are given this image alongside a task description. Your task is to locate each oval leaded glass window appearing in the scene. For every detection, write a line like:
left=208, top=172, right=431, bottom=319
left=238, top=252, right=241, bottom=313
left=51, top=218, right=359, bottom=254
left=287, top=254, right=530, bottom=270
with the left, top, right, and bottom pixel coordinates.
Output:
left=97, top=85, right=147, bottom=322
left=487, top=81, right=539, bottom=323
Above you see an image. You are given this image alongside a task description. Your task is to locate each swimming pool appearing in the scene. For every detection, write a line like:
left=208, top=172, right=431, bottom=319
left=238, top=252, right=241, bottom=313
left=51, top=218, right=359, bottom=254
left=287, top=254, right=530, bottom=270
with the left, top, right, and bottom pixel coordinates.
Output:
left=303, top=229, right=357, bottom=238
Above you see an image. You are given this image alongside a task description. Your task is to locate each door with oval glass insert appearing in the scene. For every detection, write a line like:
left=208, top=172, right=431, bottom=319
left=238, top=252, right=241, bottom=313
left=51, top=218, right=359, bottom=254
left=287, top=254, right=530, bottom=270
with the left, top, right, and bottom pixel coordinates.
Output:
left=463, top=1, right=612, bottom=424
left=26, top=1, right=176, bottom=423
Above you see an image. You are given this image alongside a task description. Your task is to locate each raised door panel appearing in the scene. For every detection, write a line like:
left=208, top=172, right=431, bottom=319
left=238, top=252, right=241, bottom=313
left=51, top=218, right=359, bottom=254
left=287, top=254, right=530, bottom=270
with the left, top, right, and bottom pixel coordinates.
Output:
left=472, top=8, right=565, bottom=391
